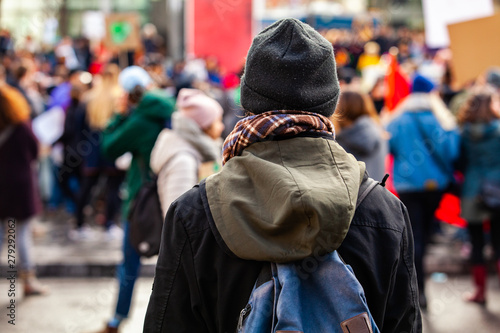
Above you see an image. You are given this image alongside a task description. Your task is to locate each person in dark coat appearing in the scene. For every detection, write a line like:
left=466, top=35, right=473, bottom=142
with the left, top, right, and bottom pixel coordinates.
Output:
left=0, top=82, right=47, bottom=296
left=144, top=18, right=421, bottom=333
left=457, top=87, right=500, bottom=304
left=71, top=64, right=125, bottom=241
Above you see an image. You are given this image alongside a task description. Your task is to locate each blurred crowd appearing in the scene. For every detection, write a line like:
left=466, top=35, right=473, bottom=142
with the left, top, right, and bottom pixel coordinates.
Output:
left=1, top=19, right=500, bottom=330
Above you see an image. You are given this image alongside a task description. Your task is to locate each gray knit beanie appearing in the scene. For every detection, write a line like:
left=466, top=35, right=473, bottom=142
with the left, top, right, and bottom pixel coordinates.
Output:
left=241, top=18, right=340, bottom=117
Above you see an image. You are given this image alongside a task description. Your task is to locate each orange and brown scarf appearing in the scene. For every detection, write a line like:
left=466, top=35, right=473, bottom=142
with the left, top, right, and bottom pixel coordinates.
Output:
left=222, top=110, right=335, bottom=165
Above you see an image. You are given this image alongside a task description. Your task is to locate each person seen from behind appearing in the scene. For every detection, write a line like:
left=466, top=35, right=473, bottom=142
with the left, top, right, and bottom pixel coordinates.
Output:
left=0, top=77, right=48, bottom=296
left=93, top=66, right=175, bottom=333
left=150, top=88, right=224, bottom=217
left=144, top=18, right=421, bottom=333
left=71, top=63, right=125, bottom=241
left=457, top=87, right=500, bottom=304
left=334, top=90, right=388, bottom=181
left=386, top=74, right=460, bottom=309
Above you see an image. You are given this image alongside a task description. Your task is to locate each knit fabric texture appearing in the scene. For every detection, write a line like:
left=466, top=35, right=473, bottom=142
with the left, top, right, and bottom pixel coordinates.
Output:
left=240, top=18, right=340, bottom=117
left=177, top=88, right=223, bottom=130
left=222, top=110, right=334, bottom=165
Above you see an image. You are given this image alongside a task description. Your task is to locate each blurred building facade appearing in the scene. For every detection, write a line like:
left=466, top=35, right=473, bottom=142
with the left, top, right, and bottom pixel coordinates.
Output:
left=0, top=0, right=152, bottom=41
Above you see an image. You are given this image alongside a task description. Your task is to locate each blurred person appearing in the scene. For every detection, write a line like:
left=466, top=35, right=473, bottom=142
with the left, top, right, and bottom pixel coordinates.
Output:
left=6, top=58, right=36, bottom=117
left=409, top=31, right=426, bottom=65
left=88, top=41, right=113, bottom=75
left=144, top=55, right=170, bottom=89
left=337, top=67, right=358, bottom=89
left=55, top=37, right=79, bottom=71
left=334, top=91, right=388, bottom=181
left=142, top=23, right=165, bottom=57
left=440, top=61, right=460, bottom=107
left=0, top=29, right=13, bottom=57
left=71, top=64, right=125, bottom=241
left=144, top=18, right=420, bottom=333
left=396, top=38, right=412, bottom=64
left=94, top=66, right=175, bottom=333
left=386, top=74, right=460, bottom=309
left=183, top=57, right=209, bottom=86
left=20, top=35, right=40, bottom=54
left=221, top=70, right=244, bottom=139
left=169, top=59, right=195, bottom=96
left=150, top=88, right=224, bottom=217
left=55, top=83, right=88, bottom=213
left=74, top=37, right=92, bottom=71
left=370, top=76, right=386, bottom=114
left=486, top=68, right=500, bottom=92
left=0, top=80, right=48, bottom=296
left=457, top=87, right=500, bottom=304
left=47, top=69, right=87, bottom=212
left=47, top=67, right=82, bottom=111
left=356, top=41, right=381, bottom=71
left=205, top=56, right=222, bottom=86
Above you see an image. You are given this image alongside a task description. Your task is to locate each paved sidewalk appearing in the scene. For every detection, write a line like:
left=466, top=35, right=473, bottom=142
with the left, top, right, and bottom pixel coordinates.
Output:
left=1, top=276, right=500, bottom=333
left=0, top=211, right=157, bottom=278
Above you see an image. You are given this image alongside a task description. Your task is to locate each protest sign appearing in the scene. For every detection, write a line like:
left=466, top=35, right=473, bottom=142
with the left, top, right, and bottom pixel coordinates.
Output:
left=104, top=13, right=141, bottom=51
left=422, top=0, right=494, bottom=48
left=448, top=14, right=500, bottom=87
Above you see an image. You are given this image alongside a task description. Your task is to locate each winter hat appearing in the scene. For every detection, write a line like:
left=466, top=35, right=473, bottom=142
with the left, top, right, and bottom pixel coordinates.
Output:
left=177, top=88, right=223, bottom=130
left=412, top=74, right=435, bottom=93
left=487, top=68, right=500, bottom=89
left=240, top=18, right=340, bottom=117
left=118, top=66, right=152, bottom=93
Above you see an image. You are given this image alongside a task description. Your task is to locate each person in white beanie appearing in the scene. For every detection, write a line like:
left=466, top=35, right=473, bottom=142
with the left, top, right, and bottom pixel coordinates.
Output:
left=150, top=88, right=224, bottom=216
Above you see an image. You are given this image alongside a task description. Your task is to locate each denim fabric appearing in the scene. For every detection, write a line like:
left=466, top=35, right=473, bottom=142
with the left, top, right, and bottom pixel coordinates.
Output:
left=239, top=251, right=380, bottom=333
left=114, top=221, right=141, bottom=318
left=0, top=218, right=34, bottom=271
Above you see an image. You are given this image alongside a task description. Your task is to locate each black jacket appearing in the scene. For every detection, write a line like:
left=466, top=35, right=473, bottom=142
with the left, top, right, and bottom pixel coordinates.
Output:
left=144, top=173, right=421, bottom=333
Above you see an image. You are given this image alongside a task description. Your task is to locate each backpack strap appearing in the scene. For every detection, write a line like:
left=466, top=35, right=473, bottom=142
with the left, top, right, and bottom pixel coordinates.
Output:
left=356, top=175, right=384, bottom=209
left=255, top=263, right=272, bottom=289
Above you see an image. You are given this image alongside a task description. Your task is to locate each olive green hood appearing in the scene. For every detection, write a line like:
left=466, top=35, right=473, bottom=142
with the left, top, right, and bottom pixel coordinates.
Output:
left=206, top=136, right=365, bottom=263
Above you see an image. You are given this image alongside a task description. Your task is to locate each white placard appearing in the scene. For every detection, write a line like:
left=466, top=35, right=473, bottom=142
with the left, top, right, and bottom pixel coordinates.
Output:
left=32, top=106, right=65, bottom=145
left=422, top=0, right=494, bottom=48
left=82, top=11, right=106, bottom=41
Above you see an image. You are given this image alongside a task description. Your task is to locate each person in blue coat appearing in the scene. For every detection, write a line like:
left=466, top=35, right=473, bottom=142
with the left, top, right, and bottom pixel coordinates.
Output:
left=457, top=86, right=500, bottom=304
left=386, top=74, right=460, bottom=309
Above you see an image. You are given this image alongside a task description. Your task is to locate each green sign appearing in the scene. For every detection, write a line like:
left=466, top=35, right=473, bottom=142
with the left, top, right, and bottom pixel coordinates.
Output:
left=110, top=21, right=132, bottom=44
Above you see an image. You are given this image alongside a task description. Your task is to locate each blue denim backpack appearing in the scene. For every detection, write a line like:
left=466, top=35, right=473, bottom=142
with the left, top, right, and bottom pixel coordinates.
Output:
left=237, top=177, right=383, bottom=333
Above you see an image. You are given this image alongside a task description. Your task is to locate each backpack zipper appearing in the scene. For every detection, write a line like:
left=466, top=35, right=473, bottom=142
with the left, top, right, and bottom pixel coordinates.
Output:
left=237, top=303, right=252, bottom=332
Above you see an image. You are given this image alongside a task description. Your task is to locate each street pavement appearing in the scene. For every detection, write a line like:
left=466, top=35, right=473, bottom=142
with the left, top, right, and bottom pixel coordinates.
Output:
left=0, top=276, right=499, bottom=333
left=0, top=210, right=500, bottom=332
left=0, top=277, right=152, bottom=333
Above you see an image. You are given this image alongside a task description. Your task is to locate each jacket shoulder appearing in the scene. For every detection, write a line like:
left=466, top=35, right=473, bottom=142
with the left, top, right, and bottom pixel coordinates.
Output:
left=169, top=184, right=209, bottom=231
left=353, top=181, right=406, bottom=232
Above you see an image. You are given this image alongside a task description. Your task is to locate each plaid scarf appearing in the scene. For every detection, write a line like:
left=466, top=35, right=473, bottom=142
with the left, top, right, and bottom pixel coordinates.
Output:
left=222, top=110, right=335, bottom=165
